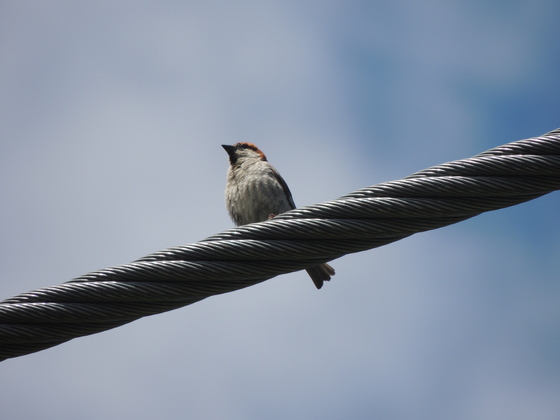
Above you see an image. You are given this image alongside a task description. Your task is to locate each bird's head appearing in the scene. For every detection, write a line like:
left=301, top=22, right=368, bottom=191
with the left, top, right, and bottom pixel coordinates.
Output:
left=221, top=142, right=267, bottom=166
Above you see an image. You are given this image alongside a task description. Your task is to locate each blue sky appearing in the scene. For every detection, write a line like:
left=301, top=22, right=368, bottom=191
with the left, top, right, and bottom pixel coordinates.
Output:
left=1, top=1, right=560, bottom=419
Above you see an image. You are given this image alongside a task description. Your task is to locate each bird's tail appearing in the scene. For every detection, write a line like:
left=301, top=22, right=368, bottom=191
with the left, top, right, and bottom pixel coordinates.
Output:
left=306, top=263, right=335, bottom=289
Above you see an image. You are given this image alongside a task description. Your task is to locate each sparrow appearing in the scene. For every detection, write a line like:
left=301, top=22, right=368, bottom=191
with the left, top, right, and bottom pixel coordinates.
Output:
left=222, top=142, right=335, bottom=289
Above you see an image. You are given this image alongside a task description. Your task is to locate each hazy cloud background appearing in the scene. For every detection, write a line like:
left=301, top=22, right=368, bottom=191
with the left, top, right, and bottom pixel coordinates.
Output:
left=1, top=1, right=559, bottom=419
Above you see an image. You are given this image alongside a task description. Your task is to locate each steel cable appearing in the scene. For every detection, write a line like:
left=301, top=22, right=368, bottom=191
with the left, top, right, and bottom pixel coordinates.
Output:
left=1, top=128, right=559, bottom=361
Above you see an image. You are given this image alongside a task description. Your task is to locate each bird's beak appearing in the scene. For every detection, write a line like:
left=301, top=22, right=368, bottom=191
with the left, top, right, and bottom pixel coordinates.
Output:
left=221, top=144, right=236, bottom=157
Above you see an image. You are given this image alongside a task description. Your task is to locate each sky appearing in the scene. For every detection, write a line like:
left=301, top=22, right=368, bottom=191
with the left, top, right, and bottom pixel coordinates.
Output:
left=1, top=1, right=560, bottom=419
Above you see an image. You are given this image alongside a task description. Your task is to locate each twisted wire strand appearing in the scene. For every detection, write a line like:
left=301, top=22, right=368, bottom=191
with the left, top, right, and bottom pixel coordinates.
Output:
left=1, top=128, right=559, bottom=361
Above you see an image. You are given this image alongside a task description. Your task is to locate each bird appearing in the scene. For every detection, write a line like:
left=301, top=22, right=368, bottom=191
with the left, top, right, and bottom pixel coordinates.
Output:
left=222, top=142, right=335, bottom=289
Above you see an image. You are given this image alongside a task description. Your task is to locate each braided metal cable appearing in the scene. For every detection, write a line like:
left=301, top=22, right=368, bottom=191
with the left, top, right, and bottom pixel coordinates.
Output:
left=1, top=128, right=560, bottom=361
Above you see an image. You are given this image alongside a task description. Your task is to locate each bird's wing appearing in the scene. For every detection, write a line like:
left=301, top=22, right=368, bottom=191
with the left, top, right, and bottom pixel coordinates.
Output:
left=270, top=166, right=297, bottom=209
